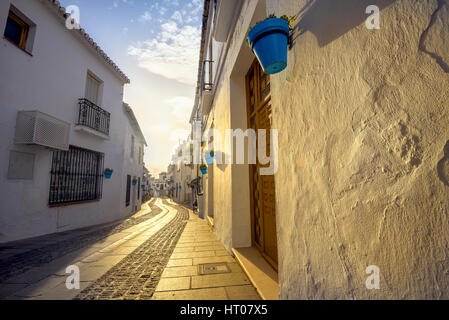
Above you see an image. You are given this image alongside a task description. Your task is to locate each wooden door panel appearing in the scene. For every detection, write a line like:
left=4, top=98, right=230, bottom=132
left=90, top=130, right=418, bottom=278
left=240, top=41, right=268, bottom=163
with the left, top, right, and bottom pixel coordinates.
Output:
left=246, top=60, right=278, bottom=269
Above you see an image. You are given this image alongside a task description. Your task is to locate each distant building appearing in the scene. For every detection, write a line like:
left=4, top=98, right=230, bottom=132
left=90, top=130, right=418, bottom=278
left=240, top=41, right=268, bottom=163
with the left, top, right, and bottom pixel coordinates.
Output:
left=122, top=103, right=147, bottom=214
left=152, top=172, right=170, bottom=197
left=168, top=140, right=198, bottom=205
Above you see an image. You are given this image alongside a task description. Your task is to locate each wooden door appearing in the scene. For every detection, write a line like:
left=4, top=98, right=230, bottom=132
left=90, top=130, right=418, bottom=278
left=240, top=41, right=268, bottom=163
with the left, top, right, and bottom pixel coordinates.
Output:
left=246, top=60, right=278, bottom=270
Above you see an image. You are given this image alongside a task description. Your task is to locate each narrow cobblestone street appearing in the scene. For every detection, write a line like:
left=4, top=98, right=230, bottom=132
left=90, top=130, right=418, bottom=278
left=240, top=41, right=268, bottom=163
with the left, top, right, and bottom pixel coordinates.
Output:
left=0, top=198, right=259, bottom=300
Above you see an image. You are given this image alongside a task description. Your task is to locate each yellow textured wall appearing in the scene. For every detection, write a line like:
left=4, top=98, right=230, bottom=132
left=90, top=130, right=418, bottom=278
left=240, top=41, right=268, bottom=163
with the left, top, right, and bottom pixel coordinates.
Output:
left=268, top=0, right=449, bottom=299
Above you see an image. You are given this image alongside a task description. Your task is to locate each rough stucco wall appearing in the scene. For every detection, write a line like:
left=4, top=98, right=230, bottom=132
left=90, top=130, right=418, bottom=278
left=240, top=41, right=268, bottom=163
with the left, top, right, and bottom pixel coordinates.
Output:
left=211, top=78, right=234, bottom=251
left=268, top=0, right=449, bottom=299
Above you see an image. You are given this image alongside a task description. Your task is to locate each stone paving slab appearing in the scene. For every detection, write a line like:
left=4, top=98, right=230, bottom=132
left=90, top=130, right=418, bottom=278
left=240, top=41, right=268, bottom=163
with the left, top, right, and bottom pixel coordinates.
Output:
left=152, top=287, right=229, bottom=300
left=225, top=285, right=261, bottom=300
left=167, top=258, right=193, bottom=267
left=191, top=273, right=251, bottom=289
left=161, top=266, right=199, bottom=278
left=152, top=210, right=260, bottom=300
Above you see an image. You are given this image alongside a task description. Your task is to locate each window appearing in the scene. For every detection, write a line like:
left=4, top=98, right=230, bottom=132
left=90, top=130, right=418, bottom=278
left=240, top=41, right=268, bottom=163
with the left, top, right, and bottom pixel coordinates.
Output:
left=126, top=175, right=131, bottom=206
left=138, top=146, right=142, bottom=164
left=3, top=6, right=36, bottom=54
left=85, top=73, right=101, bottom=105
left=49, top=146, right=104, bottom=206
left=137, top=177, right=141, bottom=198
left=4, top=10, right=29, bottom=50
left=131, top=135, right=135, bottom=158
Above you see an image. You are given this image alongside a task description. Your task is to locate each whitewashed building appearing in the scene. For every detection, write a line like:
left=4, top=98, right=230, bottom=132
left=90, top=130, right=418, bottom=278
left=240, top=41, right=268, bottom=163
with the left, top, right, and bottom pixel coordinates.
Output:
left=0, top=0, right=146, bottom=242
left=190, top=0, right=449, bottom=300
left=122, top=103, right=147, bottom=215
left=168, top=140, right=198, bottom=205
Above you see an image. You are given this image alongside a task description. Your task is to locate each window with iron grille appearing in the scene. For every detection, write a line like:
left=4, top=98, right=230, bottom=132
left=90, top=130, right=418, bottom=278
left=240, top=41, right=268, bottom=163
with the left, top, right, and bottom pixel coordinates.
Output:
left=126, top=175, right=131, bottom=207
left=49, top=146, right=104, bottom=206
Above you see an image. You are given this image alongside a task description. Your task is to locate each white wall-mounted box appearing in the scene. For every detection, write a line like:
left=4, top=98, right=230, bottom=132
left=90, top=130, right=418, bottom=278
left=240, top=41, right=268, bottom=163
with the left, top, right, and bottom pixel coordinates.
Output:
left=14, top=111, right=70, bottom=151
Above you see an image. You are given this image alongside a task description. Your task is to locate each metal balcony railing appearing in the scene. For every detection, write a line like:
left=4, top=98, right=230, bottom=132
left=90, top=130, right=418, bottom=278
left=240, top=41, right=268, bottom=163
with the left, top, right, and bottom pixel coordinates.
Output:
left=77, top=98, right=111, bottom=136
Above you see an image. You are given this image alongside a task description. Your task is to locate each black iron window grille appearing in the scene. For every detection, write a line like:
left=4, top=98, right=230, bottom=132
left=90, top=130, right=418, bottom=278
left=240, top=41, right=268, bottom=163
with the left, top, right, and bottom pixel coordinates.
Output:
left=49, top=146, right=104, bottom=206
left=78, top=98, right=111, bottom=135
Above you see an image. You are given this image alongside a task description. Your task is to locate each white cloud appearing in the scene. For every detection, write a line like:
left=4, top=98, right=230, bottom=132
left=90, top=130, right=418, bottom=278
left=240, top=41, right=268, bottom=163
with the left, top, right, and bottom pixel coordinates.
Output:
left=139, top=11, right=152, bottom=22
left=127, top=21, right=201, bottom=85
left=171, top=11, right=183, bottom=24
left=169, top=128, right=190, bottom=142
left=165, top=96, right=193, bottom=120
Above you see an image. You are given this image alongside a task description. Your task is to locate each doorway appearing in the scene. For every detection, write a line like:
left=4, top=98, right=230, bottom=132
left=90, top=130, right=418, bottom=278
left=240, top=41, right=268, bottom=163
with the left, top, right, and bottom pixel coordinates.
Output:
left=246, top=59, right=278, bottom=270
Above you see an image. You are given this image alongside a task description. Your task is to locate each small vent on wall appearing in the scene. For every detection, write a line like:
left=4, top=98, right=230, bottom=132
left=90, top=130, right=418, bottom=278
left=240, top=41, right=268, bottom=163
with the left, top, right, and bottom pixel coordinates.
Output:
left=14, top=111, right=70, bottom=151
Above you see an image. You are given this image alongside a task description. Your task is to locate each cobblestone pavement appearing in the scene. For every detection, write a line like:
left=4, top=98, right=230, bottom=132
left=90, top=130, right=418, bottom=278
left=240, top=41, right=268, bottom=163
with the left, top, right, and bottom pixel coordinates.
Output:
left=0, top=199, right=161, bottom=283
left=75, top=205, right=189, bottom=300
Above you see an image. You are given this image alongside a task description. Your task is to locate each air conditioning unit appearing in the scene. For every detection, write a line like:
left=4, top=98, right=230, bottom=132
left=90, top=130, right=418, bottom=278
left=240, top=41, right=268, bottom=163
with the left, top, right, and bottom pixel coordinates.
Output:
left=14, top=111, right=70, bottom=151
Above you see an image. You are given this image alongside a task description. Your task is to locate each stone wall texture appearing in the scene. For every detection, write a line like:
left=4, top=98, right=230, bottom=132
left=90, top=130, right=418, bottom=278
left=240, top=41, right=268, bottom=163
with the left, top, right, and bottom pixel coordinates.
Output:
left=206, top=0, right=448, bottom=299
left=268, top=0, right=449, bottom=299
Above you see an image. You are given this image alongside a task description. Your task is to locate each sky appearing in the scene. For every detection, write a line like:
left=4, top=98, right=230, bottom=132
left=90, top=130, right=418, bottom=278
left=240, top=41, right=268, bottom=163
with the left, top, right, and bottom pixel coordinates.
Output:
left=59, top=0, right=204, bottom=177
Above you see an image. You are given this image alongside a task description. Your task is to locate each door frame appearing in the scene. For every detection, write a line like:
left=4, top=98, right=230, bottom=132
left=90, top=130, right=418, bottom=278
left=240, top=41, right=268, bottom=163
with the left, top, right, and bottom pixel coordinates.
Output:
left=245, top=59, right=278, bottom=271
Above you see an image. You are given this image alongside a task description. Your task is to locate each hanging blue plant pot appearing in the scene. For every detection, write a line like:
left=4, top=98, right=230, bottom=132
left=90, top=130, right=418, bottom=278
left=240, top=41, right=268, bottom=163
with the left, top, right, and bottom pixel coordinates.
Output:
left=104, top=169, right=113, bottom=179
left=247, top=18, right=289, bottom=74
left=200, top=166, right=207, bottom=174
left=205, top=152, right=214, bottom=165
left=132, top=179, right=137, bottom=186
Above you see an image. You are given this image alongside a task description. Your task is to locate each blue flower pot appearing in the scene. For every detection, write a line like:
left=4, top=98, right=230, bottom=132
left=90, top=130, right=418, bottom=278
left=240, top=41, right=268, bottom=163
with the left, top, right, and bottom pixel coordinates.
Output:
left=200, top=167, right=207, bottom=174
left=247, top=18, right=289, bottom=74
left=205, top=152, right=214, bottom=165
left=104, top=170, right=113, bottom=179
left=132, top=180, right=137, bottom=186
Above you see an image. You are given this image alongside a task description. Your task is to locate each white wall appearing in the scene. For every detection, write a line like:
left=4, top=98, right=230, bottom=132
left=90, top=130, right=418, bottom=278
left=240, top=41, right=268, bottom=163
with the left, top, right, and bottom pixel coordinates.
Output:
left=268, top=0, right=449, bottom=299
left=0, top=0, right=130, bottom=242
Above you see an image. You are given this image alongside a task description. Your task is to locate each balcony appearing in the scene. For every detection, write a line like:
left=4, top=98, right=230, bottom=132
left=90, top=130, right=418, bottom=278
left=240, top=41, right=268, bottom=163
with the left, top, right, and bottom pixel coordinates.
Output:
left=76, top=98, right=111, bottom=137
